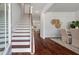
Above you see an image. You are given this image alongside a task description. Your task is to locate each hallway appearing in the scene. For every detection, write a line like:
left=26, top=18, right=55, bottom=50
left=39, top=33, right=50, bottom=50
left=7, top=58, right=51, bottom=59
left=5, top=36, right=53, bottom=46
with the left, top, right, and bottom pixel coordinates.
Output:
left=34, top=32, right=77, bottom=55
left=0, top=3, right=79, bottom=55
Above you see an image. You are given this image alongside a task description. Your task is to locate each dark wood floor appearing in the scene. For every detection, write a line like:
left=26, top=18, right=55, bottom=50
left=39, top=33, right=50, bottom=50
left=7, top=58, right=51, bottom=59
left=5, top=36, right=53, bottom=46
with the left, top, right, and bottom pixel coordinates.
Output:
left=34, top=31, right=78, bottom=55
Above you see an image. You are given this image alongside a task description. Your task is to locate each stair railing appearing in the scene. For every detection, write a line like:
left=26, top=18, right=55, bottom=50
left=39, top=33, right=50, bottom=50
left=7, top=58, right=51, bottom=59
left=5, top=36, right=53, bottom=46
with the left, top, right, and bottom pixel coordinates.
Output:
left=29, top=4, right=35, bottom=54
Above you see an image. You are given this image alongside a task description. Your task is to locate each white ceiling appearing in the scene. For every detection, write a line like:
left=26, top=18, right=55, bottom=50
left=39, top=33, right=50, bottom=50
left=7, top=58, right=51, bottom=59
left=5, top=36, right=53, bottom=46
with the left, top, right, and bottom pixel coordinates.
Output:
left=48, top=3, right=79, bottom=12
left=30, top=3, right=48, bottom=19
left=21, top=3, right=47, bottom=15
left=31, top=3, right=48, bottom=15
left=22, top=3, right=79, bottom=20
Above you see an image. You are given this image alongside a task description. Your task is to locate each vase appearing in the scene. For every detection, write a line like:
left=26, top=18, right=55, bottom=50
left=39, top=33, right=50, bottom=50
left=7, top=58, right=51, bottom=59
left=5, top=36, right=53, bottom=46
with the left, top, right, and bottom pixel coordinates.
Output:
left=75, top=27, right=79, bottom=29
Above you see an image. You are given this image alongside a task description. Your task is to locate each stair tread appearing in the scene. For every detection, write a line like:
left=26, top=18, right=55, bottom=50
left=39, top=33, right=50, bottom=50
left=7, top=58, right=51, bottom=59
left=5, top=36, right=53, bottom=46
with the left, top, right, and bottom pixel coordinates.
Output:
left=12, top=45, right=30, bottom=48
left=12, top=35, right=30, bottom=37
left=12, top=40, right=30, bottom=42
left=12, top=39, right=30, bottom=41
left=13, top=32, right=30, bottom=33
left=12, top=52, right=30, bottom=55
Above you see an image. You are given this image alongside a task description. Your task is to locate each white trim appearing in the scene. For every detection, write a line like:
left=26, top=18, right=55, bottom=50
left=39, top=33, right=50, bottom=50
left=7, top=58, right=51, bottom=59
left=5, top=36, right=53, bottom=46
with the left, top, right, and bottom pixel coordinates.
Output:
left=8, top=3, right=11, bottom=44
left=3, top=3, right=11, bottom=55
left=31, top=30, right=35, bottom=55
left=30, top=15, right=32, bottom=53
left=5, top=3, right=7, bottom=49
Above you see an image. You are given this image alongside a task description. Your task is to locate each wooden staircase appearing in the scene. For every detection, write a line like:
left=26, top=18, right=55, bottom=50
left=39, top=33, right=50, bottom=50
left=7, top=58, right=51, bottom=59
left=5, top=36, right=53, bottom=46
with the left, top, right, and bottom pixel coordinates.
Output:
left=11, top=17, right=32, bottom=55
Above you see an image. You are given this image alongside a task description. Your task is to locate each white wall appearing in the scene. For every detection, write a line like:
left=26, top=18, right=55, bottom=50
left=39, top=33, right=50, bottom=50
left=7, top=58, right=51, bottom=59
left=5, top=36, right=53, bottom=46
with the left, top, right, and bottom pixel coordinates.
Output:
left=24, top=4, right=29, bottom=14
left=11, top=4, right=22, bottom=31
left=40, top=13, right=45, bottom=39
left=45, top=12, right=76, bottom=37
left=75, top=11, right=79, bottom=20
left=40, top=12, right=76, bottom=38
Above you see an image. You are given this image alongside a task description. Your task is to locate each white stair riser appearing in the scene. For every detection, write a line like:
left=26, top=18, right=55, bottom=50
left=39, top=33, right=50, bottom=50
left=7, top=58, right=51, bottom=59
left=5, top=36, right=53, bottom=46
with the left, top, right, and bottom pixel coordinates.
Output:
left=12, top=33, right=30, bottom=36
left=15, top=27, right=30, bottom=29
left=17, top=24, right=30, bottom=26
left=14, top=30, right=30, bottom=32
left=12, top=37, right=30, bottom=40
left=16, top=25, right=30, bottom=26
left=16, top=26, right=30, bottom=28
left=12, top=42, right=30, bottom=45
left=16, top=27, right=30, bottom=29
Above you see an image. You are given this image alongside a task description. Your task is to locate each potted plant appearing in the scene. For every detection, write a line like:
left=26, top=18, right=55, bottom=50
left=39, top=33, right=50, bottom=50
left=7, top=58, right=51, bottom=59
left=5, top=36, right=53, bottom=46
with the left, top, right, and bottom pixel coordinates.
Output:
left=70, top=23, right=75, bottom=28
left=70, top=21, right=79, bottom=29
left=76, top=21, right=79, bottom=29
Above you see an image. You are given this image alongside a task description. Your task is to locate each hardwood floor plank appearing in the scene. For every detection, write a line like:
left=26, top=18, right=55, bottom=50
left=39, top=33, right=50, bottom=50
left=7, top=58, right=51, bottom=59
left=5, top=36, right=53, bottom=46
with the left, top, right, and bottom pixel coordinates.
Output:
left=12, top=45, right=30, bottom=48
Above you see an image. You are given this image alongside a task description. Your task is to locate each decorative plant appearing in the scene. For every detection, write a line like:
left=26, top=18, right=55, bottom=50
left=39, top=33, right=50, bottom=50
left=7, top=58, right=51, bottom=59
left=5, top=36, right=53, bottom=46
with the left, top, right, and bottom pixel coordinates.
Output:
left=70, top=23, right=75, bottom=28
left=70, top=21, right=79, bottom=29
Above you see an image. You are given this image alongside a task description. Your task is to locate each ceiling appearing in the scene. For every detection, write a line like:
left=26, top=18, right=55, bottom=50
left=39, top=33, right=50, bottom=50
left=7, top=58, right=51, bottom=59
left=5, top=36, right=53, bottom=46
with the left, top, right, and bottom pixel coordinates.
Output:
left=31, top=3, right=48, bottom=15
left=48, top=3, right=79, bottom=12
left=30, top=3, right=48, bottom=19
left=21, top=3, right=47, bottom=15
left=21, top=3, right=79, bottom=20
